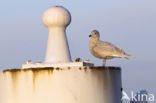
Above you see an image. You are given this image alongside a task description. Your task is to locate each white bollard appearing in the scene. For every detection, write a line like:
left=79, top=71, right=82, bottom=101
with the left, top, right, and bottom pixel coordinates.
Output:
left=42, top=6, right=72, bottom=63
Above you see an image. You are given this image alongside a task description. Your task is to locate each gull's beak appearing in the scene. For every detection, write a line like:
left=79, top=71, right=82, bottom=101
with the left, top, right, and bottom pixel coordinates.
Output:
left=89, top=35, right=92, bottom=37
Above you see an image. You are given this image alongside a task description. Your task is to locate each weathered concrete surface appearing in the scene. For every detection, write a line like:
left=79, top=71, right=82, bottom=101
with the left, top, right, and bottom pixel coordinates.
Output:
left=0, top=66, right=122, bottom=103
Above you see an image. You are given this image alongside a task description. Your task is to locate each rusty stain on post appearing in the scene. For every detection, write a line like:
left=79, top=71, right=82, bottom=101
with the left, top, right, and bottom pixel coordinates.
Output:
left=79, top=67, right=81, bottom=70
left=84, top=67, right=87, bottom=72
left=67, top=67, right=70, bottom=70
left=2, top=67, right=70, bottom=91
left=2, top=68, right=55, bottom=93
left=3, top=69, right=21, bottom=103
left=1, top=66, right=122, bottom=103
left=2, top=67, right=120, bottom=93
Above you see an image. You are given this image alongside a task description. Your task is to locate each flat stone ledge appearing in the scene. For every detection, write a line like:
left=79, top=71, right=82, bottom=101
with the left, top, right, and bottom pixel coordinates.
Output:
left=21, top=62, right=94, bottom=69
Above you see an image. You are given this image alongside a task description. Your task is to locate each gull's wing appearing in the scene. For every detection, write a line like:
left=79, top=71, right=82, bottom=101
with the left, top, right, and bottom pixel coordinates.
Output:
left=93, top=40, right=125, bottom=57
left=97, top=41, right=124, bottom=53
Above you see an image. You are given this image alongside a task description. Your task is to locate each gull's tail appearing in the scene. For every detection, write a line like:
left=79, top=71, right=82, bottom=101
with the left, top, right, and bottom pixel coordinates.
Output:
left=123, top=53, right=134, bottom=59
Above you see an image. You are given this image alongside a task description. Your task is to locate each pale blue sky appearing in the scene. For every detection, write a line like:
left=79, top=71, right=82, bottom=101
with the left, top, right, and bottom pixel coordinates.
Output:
left=0, top=0, right=156, bottom=101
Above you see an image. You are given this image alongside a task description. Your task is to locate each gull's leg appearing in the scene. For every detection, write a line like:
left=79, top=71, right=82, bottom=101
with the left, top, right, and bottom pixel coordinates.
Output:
left=102, top=59, right=106, bottom=66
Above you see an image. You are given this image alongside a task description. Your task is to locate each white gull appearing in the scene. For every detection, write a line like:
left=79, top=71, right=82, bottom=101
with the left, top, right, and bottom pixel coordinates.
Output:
left=89, top=30, right=134, bottom=65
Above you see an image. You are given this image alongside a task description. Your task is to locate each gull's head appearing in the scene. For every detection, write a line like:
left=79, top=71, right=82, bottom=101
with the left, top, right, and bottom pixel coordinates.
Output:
left=89, top=30, right=100, bottom=39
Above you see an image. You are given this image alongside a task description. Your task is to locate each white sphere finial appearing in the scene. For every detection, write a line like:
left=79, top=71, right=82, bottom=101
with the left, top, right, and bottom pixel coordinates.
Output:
left=42, top=6, right=71, bottom=27
left=42, top=6, right=72, bottom=63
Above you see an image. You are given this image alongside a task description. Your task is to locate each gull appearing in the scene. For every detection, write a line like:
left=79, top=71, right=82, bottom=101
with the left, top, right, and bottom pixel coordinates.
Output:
left=89, top=30, right=134, bottom=66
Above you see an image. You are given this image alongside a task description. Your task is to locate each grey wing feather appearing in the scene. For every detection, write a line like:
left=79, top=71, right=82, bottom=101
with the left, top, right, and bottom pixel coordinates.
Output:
left=93, top=41, right=125, bottom=57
